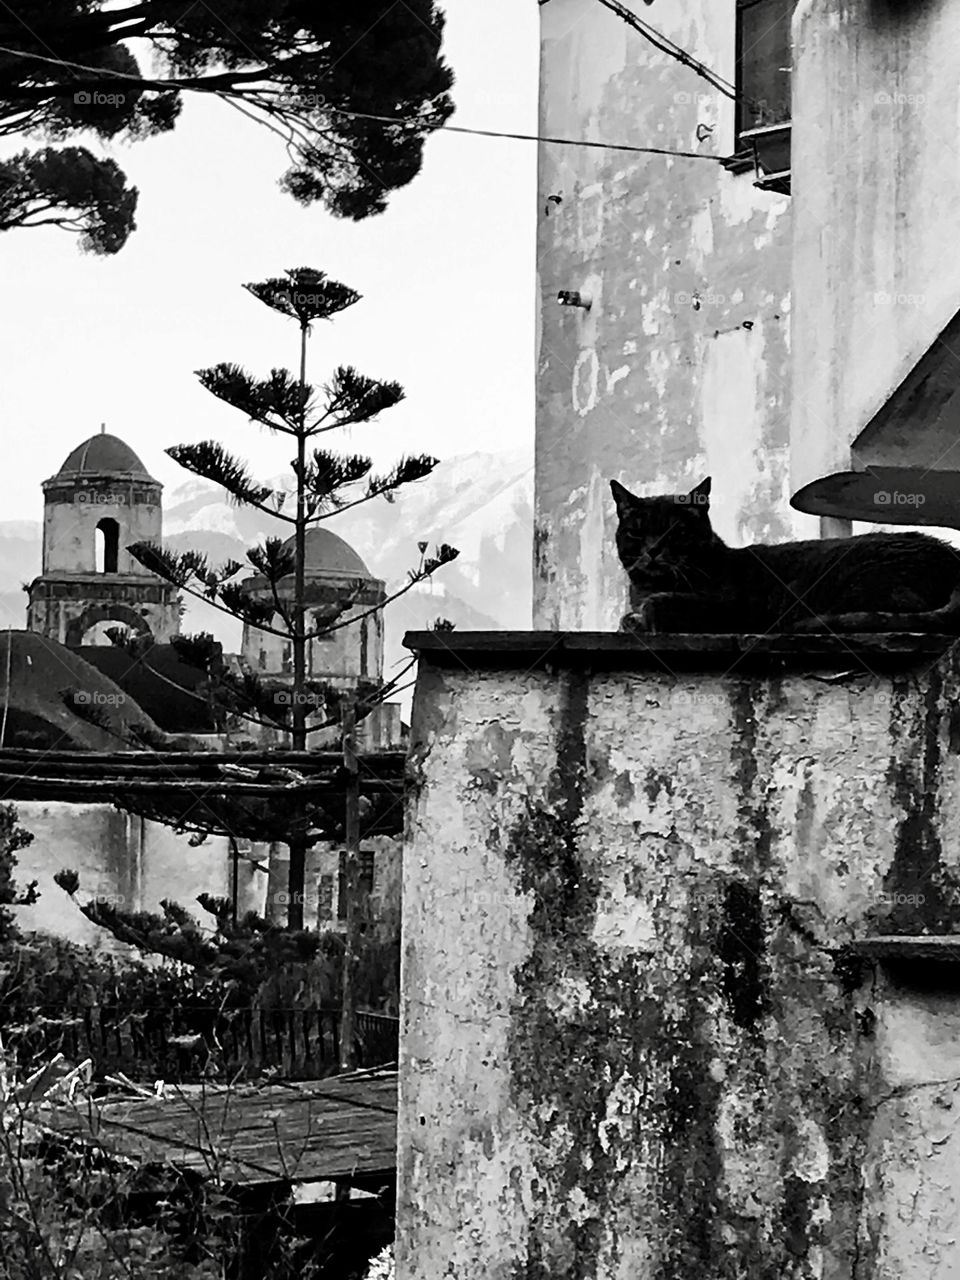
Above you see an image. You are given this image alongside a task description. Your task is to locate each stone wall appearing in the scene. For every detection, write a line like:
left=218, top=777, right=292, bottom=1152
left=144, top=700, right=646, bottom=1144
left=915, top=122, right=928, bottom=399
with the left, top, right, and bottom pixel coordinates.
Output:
left=397, top=631, right=960, bottom=1279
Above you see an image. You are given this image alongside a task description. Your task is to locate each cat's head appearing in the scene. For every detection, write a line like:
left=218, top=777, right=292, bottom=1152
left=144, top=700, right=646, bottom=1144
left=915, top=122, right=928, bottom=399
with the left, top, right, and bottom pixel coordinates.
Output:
left=609, top=477, right=718, bottom=591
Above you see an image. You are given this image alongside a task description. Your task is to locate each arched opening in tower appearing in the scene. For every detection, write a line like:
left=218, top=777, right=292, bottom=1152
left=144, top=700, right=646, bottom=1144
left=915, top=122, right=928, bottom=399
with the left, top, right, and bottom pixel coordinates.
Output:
left=96, top=518, right=119, bottom=574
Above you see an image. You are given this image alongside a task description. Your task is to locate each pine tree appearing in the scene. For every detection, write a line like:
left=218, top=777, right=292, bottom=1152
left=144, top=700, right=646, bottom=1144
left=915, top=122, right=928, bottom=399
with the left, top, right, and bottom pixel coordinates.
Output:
left=0, top=1, right=453, bottom=250
left=103, top=267, right=456, bottom=934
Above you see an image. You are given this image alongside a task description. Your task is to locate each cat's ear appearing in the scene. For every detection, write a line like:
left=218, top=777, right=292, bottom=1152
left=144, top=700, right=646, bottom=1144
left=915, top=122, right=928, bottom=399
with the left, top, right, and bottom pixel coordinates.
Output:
left=610, top=479, right=637, bottom=518
left=687, top=476, right=711, bottom=509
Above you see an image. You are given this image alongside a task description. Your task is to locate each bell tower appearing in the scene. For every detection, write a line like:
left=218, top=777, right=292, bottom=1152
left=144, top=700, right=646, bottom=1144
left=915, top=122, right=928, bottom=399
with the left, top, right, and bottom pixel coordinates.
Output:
left=26, top=427, right=180, bottom=646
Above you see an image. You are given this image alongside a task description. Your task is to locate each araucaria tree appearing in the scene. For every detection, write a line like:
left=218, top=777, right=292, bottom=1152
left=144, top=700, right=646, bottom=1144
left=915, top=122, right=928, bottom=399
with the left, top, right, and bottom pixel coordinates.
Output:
left=126, top=267, right=458, bottom=928
left=0, top=1, right=453, bottom=251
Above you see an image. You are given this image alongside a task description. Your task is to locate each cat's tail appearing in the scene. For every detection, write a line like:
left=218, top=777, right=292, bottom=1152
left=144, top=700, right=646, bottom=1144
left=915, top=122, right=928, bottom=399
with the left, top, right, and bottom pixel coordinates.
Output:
left=887, top=586, right=960, bottom=633
left=935, top=586, right=960, bottom=625
left=792, top=587, right=960, bottom=635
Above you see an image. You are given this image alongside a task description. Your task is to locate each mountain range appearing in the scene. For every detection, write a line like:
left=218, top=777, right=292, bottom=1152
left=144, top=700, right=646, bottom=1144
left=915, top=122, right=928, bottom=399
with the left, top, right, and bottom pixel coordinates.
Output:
left=0, top=450, right=534, bottom=714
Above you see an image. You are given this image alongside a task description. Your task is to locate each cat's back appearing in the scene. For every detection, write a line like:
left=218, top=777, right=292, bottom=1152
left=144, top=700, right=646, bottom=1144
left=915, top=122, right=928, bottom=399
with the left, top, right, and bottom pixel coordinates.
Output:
left=743, top=529, right=954, bottom=566
left=730, top=529, right=960, bottom=612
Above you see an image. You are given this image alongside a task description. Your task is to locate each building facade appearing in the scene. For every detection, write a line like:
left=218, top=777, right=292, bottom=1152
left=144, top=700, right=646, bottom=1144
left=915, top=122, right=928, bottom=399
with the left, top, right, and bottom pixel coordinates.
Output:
left=239, top=526, right=403, bottom=751
left=790, top=0, right=960, bottom=528
left=535, top=0, right=803, bottom=631
left=27, top=429, right=180, bottom=646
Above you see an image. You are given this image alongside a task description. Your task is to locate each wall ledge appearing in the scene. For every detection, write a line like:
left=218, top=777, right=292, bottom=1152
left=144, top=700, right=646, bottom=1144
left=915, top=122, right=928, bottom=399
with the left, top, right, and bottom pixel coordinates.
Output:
left=403, top=630, right=956, bottom=674
left=847, top=936, right=960, bottom=965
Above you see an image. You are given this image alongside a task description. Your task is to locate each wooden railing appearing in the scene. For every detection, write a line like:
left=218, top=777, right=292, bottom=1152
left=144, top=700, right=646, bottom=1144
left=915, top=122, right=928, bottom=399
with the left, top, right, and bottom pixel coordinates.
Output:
left=3, top=1005, right=399, bottom=1083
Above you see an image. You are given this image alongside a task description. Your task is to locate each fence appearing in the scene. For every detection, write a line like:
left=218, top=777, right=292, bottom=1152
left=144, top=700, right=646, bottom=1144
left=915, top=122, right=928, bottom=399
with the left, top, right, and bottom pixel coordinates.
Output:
left=3, top=1005, right=400, bottom=1083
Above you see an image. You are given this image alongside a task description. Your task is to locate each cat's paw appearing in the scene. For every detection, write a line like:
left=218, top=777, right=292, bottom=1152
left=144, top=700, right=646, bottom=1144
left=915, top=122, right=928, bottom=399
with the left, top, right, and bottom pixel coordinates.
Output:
left=620, top=604, right=657, bottom=634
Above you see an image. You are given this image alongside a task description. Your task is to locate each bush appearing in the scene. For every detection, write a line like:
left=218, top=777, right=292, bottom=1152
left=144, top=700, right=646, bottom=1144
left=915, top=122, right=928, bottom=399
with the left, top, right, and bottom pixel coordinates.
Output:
left=362, top=1244, right=394, bottom=1280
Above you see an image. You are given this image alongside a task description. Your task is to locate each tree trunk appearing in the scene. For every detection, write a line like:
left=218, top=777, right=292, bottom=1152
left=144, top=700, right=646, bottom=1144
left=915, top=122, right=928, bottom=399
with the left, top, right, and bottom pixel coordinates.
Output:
left=340, top=696, right=360, bottom=1071
left=287, top=319, right=310, bottom=930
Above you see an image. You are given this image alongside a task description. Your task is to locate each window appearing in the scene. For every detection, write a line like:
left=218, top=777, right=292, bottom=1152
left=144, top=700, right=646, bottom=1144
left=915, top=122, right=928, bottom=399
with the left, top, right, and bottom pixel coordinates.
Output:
left=360, top=616, right=369, bottom=677
left=735, top=0, right=793, bottom=146
left=311, top=610, right=337, bottom=641
left=95, top=518, right=119, bottom=574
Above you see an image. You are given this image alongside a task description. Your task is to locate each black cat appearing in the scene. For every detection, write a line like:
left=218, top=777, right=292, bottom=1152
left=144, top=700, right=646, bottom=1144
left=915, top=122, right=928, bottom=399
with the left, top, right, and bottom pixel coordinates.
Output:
left=610, top=476, right=960, bottom=634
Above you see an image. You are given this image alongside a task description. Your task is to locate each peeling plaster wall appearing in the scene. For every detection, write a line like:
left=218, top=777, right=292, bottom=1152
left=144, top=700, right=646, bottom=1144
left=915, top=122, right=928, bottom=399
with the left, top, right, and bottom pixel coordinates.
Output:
left=791, top=0, right=960, bottom=494
left=398, top=648, right=960, bottom=1278
left=13, top=803, right=236, bottom=954
left=535, top=0, right=805, bottom=631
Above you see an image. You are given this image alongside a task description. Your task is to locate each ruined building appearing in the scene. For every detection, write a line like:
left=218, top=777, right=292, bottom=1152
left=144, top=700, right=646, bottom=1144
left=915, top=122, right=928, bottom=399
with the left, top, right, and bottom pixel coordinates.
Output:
left=27, top=429, right=180, bottom=647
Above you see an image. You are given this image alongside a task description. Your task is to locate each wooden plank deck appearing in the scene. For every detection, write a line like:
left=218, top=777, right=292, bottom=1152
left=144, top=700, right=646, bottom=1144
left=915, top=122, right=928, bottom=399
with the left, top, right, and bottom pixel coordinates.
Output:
left=42, top=1068, right=398, bottom=1187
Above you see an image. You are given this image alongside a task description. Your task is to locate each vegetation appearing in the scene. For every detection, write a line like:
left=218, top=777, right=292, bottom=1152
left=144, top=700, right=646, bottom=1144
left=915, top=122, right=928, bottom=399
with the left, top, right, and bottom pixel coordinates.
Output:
left=0, top=0, right=454, bottom=251
left=86, top=267, right=455, bottom=933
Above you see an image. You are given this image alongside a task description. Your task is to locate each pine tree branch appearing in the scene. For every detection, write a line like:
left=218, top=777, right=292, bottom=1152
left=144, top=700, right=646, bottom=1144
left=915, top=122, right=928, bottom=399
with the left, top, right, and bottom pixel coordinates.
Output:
left=129, top=555, right=291, bottom=637
left=311, top=366, right=405, bottom=432
left=303, top=546, right=458, bottom=640
left=303, top=657, right=417, bottom=737
left=167, top=441, right=275, bottom=506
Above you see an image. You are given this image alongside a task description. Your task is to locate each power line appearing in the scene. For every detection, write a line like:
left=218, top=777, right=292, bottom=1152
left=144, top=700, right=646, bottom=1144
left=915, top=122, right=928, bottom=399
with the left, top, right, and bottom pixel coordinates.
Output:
left=327, top=107, right=724, bottom=160
left=0, top=41, right=726, bottom=163
left=593, top=0, right=739, bottom=102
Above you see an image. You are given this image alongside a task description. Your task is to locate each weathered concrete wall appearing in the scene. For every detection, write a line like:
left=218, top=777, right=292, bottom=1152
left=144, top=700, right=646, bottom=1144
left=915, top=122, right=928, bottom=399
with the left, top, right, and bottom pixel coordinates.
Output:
left=398, top=640, right=960, bottom=1278
left=536, top=0, right=804, bottom=631
left=791, top=0, right=960, bottom=504
left=41, top=477, right=163, bottom=577
left=13, top=803, right=237, bottom=953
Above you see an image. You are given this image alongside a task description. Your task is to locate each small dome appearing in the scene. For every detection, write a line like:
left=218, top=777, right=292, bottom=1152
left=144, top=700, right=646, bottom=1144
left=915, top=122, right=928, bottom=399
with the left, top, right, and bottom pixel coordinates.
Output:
left=281, top=528, right=371, bottom=576
left=56, top=433, right=153, bottom=480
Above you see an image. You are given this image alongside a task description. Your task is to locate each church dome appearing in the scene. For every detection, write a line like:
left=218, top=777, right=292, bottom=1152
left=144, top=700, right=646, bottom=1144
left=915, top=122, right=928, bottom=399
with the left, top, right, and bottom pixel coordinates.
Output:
left=56, top=432, right=154, bottom=480
left=281, top=529, right=372, bottom=577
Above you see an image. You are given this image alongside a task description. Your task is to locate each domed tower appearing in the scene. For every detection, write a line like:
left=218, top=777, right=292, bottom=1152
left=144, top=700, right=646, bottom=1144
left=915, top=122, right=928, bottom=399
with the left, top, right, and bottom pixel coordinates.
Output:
left=241, top=528, right=385, bottom=689
left=26, top=429, right=180, bottom=646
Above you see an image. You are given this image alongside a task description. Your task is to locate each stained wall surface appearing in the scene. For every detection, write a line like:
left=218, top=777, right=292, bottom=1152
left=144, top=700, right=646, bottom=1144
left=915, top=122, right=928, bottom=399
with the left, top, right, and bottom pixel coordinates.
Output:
left=398, top=638, right=960, bottom=1279
left=12, top=803, right=247, bottom=953
left=536, top=0, right=803, bottom=631
left=791, top=0, right=960, bottom=503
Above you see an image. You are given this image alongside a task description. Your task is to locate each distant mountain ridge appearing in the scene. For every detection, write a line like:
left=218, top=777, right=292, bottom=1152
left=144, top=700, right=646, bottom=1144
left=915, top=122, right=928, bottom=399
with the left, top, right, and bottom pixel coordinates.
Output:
left=0, top=450, right=534, bottom=689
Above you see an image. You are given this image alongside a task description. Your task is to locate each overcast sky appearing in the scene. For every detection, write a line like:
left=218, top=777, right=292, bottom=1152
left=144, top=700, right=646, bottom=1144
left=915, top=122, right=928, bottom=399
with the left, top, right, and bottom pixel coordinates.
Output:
left=0, top=1, right=539, bottom=523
